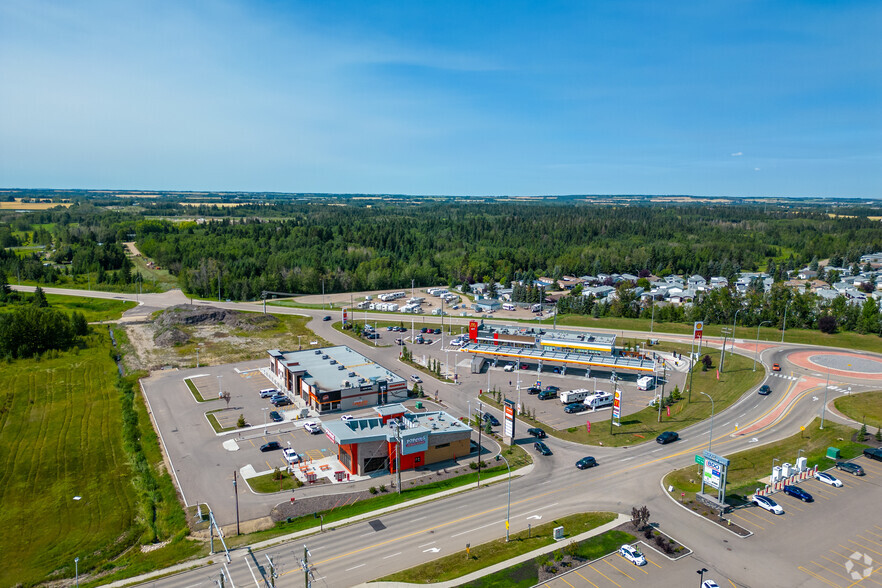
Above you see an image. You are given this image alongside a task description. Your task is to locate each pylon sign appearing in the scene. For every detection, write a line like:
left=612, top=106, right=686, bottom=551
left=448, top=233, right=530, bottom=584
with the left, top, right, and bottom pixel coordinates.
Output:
left=693, top=321, right=704, bottom=339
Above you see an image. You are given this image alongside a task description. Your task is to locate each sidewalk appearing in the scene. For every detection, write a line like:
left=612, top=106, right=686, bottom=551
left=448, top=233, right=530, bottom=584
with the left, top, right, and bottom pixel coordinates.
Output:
left=103, top=464, right=534, bottom=588
left=356, top=513, right=630, bottom=588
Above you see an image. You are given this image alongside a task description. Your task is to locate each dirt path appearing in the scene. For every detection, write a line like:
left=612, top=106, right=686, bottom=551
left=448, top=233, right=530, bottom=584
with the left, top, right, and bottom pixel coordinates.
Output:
left=122, top=241, right=143, bottom=257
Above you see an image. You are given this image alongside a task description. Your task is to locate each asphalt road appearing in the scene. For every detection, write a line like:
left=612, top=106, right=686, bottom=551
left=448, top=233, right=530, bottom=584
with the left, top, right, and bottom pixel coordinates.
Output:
left=14, top=286, right=882, bottom=588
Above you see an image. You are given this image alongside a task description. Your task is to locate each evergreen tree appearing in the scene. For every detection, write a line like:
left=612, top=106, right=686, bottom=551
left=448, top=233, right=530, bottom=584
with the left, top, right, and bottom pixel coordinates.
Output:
left=32, top=285, right=48, bottom=308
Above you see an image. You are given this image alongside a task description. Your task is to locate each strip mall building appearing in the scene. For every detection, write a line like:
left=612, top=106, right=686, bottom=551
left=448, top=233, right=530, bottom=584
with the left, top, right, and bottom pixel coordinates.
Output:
left=268, top=346, right=408, bottom=413
left=323, top=404, right=472, bottom=476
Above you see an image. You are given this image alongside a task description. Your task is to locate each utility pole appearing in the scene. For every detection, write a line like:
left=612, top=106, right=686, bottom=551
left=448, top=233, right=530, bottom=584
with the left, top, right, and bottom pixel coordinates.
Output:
left=719, top=327, right=731, bottom=373
left=302, top=545, right=311, bottom=588
left=233, top=471, right=240, bottom=535
left=477, top=401, right=483, bottom=487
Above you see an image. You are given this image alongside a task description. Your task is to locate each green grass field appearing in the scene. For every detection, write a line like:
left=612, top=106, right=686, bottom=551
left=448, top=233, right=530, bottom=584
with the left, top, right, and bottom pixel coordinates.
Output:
left=834, top=390, right=882, bottom=429
left=375, top=512, right=620, bottom=584
left=664, top=418, right=867, bottom=502
left=44, top=294, right=136, bottom=321
left=0, top=338, right=139, bottom=586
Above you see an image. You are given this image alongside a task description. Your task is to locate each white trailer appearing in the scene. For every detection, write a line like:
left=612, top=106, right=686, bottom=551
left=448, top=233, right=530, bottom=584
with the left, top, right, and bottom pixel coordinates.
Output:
left=637, top=376, right=654, bottom=390
left=560, top=389, right=591, bottom=404
left=584, top=392, right=614, bottom=410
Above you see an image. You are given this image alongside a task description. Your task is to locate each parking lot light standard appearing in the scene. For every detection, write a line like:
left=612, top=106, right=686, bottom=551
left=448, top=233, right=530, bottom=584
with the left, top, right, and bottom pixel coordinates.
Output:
left=700, top=392, right=714, bottom=452
left=753, top=321, right=771, bottom=371
left=697, top=567, right=708, bottom=587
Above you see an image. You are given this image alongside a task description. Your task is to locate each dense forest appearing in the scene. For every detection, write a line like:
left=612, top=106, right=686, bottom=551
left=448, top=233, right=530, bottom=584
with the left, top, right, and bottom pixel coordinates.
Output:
left=2, top=197, right=882, bottom=334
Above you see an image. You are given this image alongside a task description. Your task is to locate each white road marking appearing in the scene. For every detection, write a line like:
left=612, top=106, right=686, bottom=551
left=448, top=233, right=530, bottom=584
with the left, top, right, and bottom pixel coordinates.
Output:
left=411, top=516, right=427, bottom=522
left=520, top=503, right=558, bottom=516
left=451, top=519, right=505, bottom=538
left=620, top=456, right=635, bottom=462
left=383, top=552, right=402, bottom=559
left=243, top=557, right=260, bottom=587
left=346, top=564, right=366, bottom=571
left=650, top=448, right=663, bottom=453
left=418, top=541, right=436, bottom=548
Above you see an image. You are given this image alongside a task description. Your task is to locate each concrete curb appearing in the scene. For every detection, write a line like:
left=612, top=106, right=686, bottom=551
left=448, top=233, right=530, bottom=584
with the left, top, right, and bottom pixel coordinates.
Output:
left=103, top=464, right=534, bottom=588
left=658, top=469, right=753, bottom=538
left=355, top=513, right=630, bottom=588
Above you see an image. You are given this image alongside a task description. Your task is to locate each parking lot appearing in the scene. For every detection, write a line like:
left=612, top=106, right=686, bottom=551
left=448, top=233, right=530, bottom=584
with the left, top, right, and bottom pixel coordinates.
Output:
left=541, top=542, right=738, bottom=588
left=720, top=455, right=882, bottom=587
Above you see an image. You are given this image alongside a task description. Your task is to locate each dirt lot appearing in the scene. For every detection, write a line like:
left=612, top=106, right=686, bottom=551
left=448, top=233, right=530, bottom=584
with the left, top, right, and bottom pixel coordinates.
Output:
left=120, top=305, right=331, bottom=372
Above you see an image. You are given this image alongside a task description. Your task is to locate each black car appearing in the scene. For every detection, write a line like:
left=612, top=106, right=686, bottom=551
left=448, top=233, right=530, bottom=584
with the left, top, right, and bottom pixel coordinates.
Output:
left=564, top=402, right=589, bottom=414
left=272, top=397, right=293, bottom=407
left=656, top=431, right=679, bottom=444
left=434, top=328, right=441, bottom=335
left=538, top=390, right=558, bottom=400
left=544, top=385, right=560, bottom=394
left=534, top=441, right=552, bottom=456
left=483, top=413, right=501, bottom=427
left=322, top=315, right=332, bottom=321
left=758, top=384, right=772, bottom=396
left=421, top=327, right=428, bottom=333
left=526, top=387, right=542, bottom=395
left=527, top=427, right=547, bottom=439
left=260, top=442, right=282, bottom=452
left=576, top=456, right=597, bottom=469
left=783, top=485, right=814, bottom=502
left=269, top=410, right=283, bottom=423
left=835, top=461, right=865, bottom=476
left=863, top=447, right=882, bottom=462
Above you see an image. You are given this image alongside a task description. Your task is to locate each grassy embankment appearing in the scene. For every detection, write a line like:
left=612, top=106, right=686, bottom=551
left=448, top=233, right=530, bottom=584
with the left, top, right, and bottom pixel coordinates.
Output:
left=0, top=294, right=135, bottom=322
left=834, top=390, right=882, bottom=429
left=486, top=343, right=762, bottom=447
left=664, top=418, right=868, bottom=503
left=0, top=328, right=199, bottom=586
left=231, top=444, right=531, bottom=543
left=375, top=512, right=622, bottom=585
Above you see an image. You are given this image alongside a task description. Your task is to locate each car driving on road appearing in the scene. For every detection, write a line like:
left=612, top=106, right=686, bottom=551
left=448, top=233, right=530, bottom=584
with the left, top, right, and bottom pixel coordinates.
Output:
left=656, top=431, right=679, bottom=444
left=758, top=384, right=772, bottom=395
left=534, top=441, right=552, bottom=456
left=575, top=456, right=597, bottom=469
left=410, top=374, right=422, bottom=383
left=303, top=421, right=322, bottom=434
left=527, top=427, right=547, bottom=439
left=483, top=413, right=500, bottom=426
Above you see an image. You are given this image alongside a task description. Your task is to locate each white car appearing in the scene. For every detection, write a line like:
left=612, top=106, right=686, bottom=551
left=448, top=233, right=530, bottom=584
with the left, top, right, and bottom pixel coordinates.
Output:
left=815, top=471, right=843, bottom=487
left=702, top=581, right=720, bottom=588
left=303, top=421, right=322, bottom=434
left=282, top=448, right=300, bottom=464
left=619, top=544, right=646, bottom=566
left=411, top=374, right=422, bottom=383
left=340, top=414, right=354, bottom=422
left=751, top=494, right=784, bottom=515
left=503, top=363, right=515, bottom=372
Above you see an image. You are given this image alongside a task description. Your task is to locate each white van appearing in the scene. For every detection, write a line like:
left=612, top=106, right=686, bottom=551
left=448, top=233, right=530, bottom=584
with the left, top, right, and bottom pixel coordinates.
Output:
left=502, top=303, right=516, bottom=311
left=584, top=392, right=614, bottom=410
left=560, top=389, right=591, bottom=404
left=637, top=376, right=654, bottom=391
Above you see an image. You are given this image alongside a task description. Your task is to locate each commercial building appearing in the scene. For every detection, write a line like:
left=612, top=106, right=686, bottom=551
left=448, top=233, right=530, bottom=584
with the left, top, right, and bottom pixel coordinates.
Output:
left=460, top=320, right=656, bottom=374
left=323, top=404, right=472, bottom=476
left=268, top=346, right=408, bottom=413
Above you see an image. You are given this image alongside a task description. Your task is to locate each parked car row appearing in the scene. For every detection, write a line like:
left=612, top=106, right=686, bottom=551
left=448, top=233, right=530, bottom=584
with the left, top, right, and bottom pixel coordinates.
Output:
left=260, top=388, right=292, bottom=408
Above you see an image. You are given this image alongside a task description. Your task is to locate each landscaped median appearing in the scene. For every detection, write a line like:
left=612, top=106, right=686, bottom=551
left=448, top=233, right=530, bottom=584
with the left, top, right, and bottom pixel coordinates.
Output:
left=663, top=418, right=868, bottom=517
left=834, top=389, right=882, bottom=430
left=369, top=512, right=629, bottom=587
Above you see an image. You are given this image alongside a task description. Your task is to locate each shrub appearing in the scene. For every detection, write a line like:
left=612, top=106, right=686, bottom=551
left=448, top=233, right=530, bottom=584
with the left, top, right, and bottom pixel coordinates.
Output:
left=378, top=484, right=387, bottom=492
left=369, top=486, right=378, bottom=495
left=876, top=428, right=882, bottom=442
left=554, top=550, right=563, bottom=562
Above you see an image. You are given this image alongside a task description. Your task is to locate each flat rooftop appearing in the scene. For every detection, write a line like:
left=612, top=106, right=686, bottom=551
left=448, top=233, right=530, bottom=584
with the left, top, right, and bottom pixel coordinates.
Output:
left=270, top=345, right=405, bottom=390
left=324, top=406, right=470, bottom=445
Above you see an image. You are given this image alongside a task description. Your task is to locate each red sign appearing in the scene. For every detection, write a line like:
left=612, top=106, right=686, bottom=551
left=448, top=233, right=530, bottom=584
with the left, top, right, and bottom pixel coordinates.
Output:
left=666, top=406, right=671, bottom=417
left=469, top=320, right=478, bottom=342
left=693, top=321, right=704, bottom=340
left=586, top=420, right=591, bottom=433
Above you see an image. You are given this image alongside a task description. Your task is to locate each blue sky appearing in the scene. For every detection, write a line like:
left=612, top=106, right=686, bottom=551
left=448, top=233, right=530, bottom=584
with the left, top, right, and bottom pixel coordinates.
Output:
left=1, top=1, right=880, bottom=197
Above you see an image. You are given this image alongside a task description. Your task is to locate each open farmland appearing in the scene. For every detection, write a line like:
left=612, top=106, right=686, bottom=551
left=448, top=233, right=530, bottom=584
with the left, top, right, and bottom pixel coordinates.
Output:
left=0, top=340, right=138, bottom=586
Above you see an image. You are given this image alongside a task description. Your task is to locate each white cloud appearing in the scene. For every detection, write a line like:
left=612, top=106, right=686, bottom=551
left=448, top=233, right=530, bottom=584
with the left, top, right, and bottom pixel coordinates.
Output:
left=754, top=167, right=761, bottom=171
left=731, top=151, right=743, bottom=157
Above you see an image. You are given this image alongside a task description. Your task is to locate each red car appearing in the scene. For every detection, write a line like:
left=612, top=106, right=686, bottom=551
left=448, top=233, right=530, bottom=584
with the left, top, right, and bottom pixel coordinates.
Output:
left=772, top=363, right=781, bottom=371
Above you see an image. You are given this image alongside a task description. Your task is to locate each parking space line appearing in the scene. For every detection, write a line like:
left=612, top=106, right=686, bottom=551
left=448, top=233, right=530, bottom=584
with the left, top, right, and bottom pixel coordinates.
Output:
left=265, top=460, right=272, bottom=470
left=589, top=564, right=621, bottom=587
left=807, top=484, right=836, bottom=498
left=811, top=560, right=848, bottom=582
left=817, top=556, right=851, bottom=581
left=574, top=570, right=600, bottom=588
left=776, top=496, right=805, bottom=512
left=864, top=529, right=882, bottom=540
left=740, top=508, right=776, bottom=525
left=730, top=511, right=763, bottom=531
left=617, top=556, right=648, bottom=574
left=849, top=538, right=882, bottom=558
left=248, top=439, right=256, bottom=447
left=727, top=580, right=738, bottom=588
left=557, top=576, right=576, bottom=588
left=643, top=556, right=663, bottom=569
left=604, top=559, right=634, bottom=581
left=799, top=566, right=842, bottom=588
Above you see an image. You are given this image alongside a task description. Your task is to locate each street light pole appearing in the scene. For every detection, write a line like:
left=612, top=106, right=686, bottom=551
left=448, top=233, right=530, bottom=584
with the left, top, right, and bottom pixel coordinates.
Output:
left=496, top=454, right=512, bottom=542
left=217, top=375, right=223, bottom=398
left=821, top=369, right=831, bottom=429
left=650, top=297, right=655, bottom=333
left=75, top=557, right=79, bottom=587
left=753, top=320, right=772, bottom=371
left=697, top=568, right=708, bottom=587
left=731, top=308, right=742, bottom=355
left=262, top=407, right=268, bottom=434
left=700, top=392, right=715, bottom=452
left=781, top=301, right=791, bottom=343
